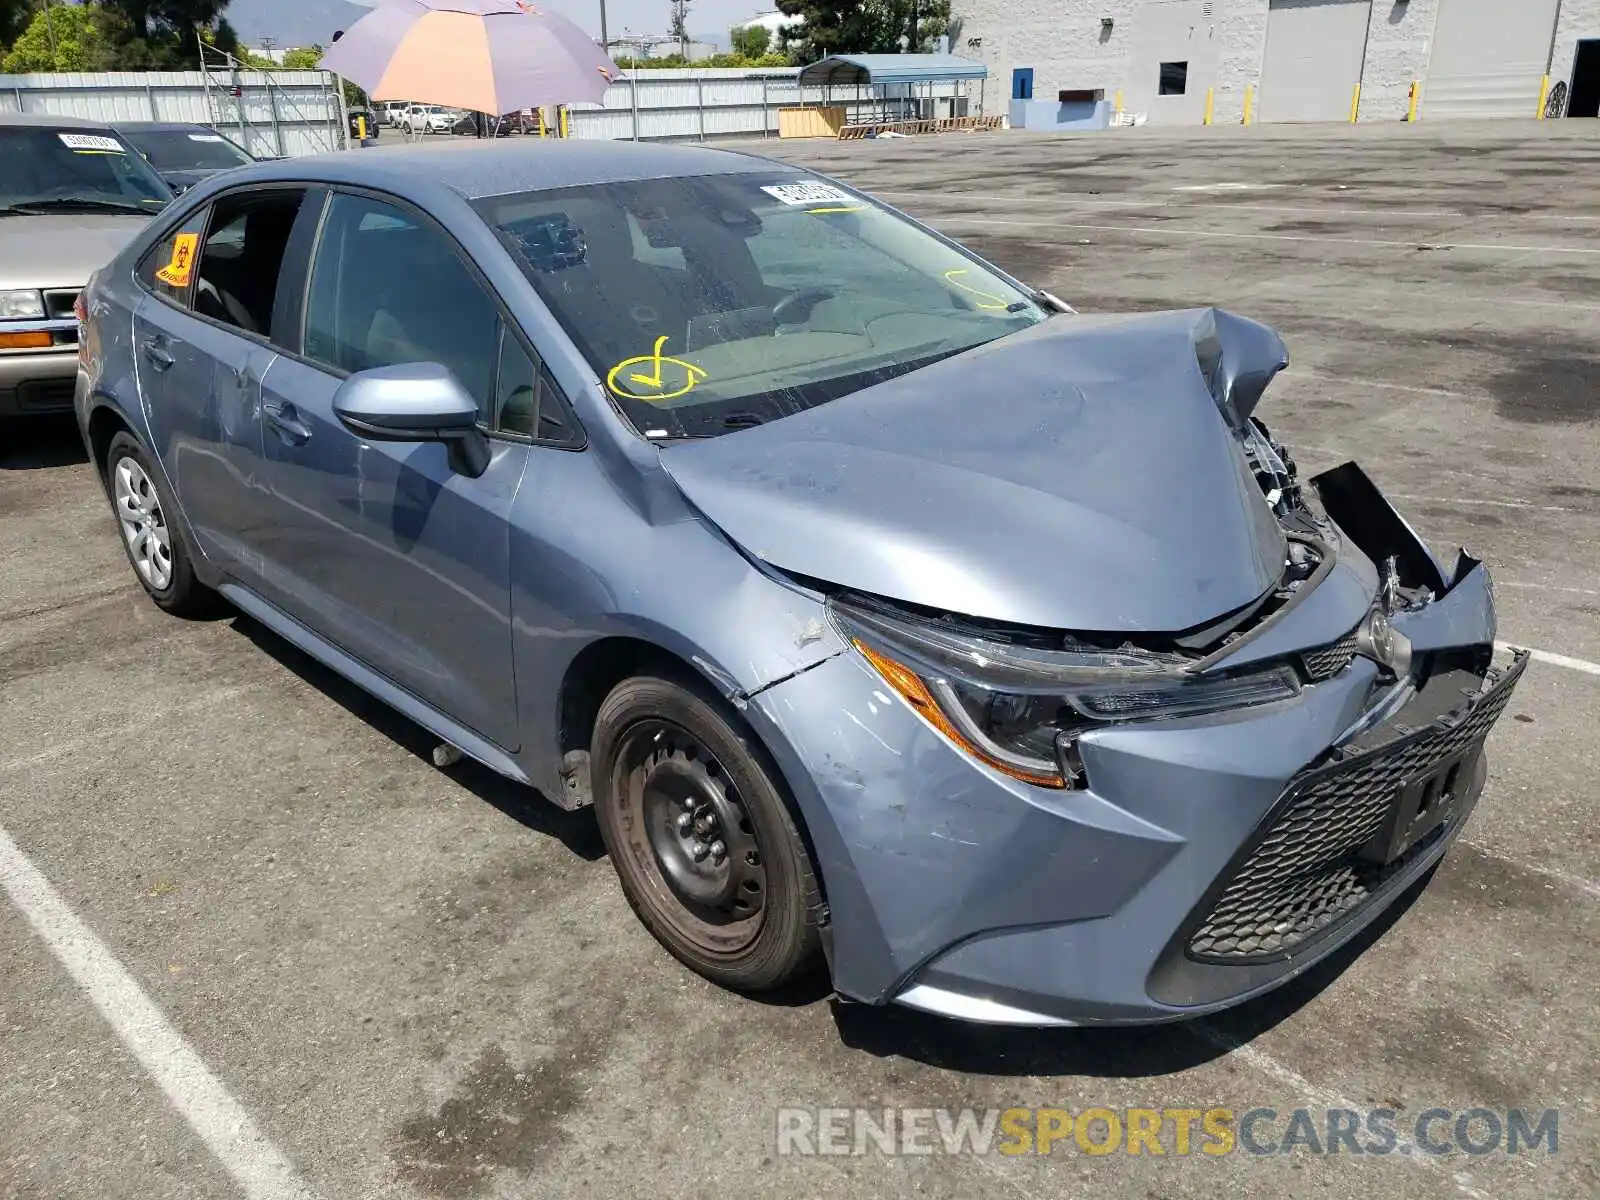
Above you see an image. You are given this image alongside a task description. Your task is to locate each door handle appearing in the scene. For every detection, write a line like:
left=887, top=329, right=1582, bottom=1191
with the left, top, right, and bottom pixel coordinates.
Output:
left=263, top=400, right=312, bottom=446
left=141, top=341, right=174, bottom=371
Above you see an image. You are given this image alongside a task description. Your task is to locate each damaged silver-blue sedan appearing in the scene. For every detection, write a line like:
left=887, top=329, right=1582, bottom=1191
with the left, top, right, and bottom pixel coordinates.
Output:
left=76, top=141, right=1524, bottom=1025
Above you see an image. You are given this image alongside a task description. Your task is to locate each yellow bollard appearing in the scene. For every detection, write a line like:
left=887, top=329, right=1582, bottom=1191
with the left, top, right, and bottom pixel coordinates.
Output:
left=1113, top=88, right=1123, bottom=119
left=1349, top=83, right=1361, bottom=124
left=536, top=106, right=546, bottom=137
left=1203, top=86, right=1214, bottom=126
left=1242, top=84, right=1254, bottom=126
left=559, top=105, right=569, bottom=138
left=1537, top=74, right=1550, bottom=119
left=356, top=114, right=367, bottom=142
left=1408, top=80, right=1420, bottom=122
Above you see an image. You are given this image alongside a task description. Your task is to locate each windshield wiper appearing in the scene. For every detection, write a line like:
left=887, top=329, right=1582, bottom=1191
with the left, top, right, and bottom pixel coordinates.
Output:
left=0, top=197, right=160, bottom=216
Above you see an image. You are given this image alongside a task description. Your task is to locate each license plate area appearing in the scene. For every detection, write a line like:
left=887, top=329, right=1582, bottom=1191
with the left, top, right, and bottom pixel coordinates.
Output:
left=1359, top=746, right=1481, bottom=865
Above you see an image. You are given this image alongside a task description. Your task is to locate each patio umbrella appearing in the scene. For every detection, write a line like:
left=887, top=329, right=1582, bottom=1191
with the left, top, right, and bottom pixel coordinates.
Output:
left=319, top=0, right=619, bottom=115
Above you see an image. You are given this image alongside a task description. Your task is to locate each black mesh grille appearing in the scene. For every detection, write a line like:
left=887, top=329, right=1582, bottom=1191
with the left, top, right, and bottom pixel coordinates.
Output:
left=1300, top=629, right=1360, bottom=682
left=1188, top=658, right=1523, bottom=962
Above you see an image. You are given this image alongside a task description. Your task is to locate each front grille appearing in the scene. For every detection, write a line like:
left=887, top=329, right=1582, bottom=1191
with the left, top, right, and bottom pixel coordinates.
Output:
left=1188, top=658, right=1523, bottom=962
left=1300, top=629, right=1360, bottom=681
left=16, top=377, right=76, bottom=412
left=43, top=289, right=80, bottom=321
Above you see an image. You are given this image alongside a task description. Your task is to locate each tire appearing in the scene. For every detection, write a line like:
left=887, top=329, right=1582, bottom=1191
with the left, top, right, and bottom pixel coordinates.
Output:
left=103, top=432, right=218, bottom=617
left=592, top=673, right=825, bottom=992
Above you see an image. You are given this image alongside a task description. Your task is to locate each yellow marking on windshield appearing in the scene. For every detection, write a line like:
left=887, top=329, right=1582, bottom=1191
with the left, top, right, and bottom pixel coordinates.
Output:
left=606, top=335, right=708, bottom=403
left=805, top=204, right=865, bottom=214
left=943, top=268, right=1012, bottom=311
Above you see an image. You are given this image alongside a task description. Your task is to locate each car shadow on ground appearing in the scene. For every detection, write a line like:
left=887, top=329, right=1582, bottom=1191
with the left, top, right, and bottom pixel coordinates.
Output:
left=829, top=870, right=1432, bottom=1078
left=226, top=611, right=607, bottom=864
left=0, top=415, right=88, bottom=470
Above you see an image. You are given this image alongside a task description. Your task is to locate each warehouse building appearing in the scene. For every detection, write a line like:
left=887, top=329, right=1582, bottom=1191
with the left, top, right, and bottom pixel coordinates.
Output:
left=954, top=0, right=1600, bottom=125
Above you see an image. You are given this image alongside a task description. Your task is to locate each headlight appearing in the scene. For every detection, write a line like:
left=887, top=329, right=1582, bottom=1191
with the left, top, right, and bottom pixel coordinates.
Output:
left=0, top=289, right=46, bottom=320
left=830, top=597, right=1301, bottom=790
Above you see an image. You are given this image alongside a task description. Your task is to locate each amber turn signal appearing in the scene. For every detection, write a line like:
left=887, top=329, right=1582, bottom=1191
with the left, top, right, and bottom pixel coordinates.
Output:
left=0, top=331, right=52, bottom=350
left=852, top=639, right=1066, bottom=789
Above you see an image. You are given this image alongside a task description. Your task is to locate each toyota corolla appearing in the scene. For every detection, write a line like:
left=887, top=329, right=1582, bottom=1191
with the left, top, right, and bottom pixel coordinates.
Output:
left=75, top=142, right=1523, bottom=1026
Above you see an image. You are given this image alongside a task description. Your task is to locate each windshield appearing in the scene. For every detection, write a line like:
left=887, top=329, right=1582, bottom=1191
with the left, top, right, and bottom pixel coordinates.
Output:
left=477, top=171, right=1047, bottom=438
left=0, top=126, right=171, bottom=213
left=121, top=128, right=252, bottom=172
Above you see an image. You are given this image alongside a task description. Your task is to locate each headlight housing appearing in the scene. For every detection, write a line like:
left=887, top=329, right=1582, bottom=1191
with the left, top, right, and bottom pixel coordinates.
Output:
left=0, top=289, right=46, bottom=320
left=830, top=596, right=1301, bottom=789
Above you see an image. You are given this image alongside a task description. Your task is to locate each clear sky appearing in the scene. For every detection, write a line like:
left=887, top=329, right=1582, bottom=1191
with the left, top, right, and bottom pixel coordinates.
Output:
left=227, top=0, right=769, bottom=48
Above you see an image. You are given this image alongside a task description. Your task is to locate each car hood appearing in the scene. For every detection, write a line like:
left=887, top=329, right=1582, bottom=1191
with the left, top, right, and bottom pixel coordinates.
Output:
left=0, top=213, right=152, bottom=290
left=658, top=308, right=1291, bottom=633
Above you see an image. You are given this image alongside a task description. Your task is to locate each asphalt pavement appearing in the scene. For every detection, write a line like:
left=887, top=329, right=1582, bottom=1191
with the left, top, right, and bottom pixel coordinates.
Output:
left=2, top=119, right=1597, bottom=1200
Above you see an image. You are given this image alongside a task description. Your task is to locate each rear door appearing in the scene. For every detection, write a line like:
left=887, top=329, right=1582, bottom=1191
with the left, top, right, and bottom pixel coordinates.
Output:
left=252, top=189, right=529, bottom=750
left=132, top=185, right=313, bottom=580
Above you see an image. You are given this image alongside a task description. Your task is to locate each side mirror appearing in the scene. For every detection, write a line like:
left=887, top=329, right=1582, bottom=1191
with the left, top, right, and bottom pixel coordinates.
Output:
left=332, top=362, right=490, bottom=477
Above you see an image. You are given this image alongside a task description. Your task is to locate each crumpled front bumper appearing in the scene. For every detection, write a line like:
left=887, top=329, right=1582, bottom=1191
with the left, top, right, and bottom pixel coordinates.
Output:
left=744, top=473, right=1524, bottom=1026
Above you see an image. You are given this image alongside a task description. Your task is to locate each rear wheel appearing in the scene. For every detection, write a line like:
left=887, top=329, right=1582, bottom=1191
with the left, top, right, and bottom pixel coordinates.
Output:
left=592, top=674, right=824, bottom=991
left=104, top=432, right=217, bottom=617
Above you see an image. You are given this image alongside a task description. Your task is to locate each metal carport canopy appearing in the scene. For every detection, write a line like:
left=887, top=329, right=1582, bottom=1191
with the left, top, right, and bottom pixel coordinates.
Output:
left=797, top=54, right=988, bottom=87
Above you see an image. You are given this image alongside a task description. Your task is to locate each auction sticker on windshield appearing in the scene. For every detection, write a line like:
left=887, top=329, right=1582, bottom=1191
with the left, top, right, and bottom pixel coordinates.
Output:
left=58, top=133, right=127, bottom=153
left=761, top=181, right=853, bottom=207
left=188, top=133, right=227, bottom=143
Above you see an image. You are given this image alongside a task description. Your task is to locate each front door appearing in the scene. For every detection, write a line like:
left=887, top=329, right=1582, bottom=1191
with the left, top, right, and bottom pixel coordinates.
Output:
left=1012, top=67, right=1034, bottom=101
left=253, top=189, right=526, bottom=750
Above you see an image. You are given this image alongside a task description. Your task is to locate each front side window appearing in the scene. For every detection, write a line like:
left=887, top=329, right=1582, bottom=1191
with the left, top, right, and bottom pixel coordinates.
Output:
left=123, top=129, right=253, bottom=172
left=303, top=192, right=500, bottom=420
left=476, top=172, right=1047, bottom=439
left=0, top=126, right=171, bottom=214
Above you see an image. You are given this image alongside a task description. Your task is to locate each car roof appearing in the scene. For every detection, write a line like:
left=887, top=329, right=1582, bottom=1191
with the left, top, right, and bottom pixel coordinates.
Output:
left=113, top=121, right=223, bottom=134
left=0, top=111, right=116, bottom=130
left=220, top=139, right=785, bottom=200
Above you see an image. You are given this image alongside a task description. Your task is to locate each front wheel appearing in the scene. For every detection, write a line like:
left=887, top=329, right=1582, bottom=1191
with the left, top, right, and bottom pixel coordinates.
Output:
left=592, top=674, right=825, bottom=992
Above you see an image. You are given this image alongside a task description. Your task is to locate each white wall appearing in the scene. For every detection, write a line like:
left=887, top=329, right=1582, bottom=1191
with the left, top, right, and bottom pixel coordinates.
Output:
left=952, top=0, right=1585, bottom=124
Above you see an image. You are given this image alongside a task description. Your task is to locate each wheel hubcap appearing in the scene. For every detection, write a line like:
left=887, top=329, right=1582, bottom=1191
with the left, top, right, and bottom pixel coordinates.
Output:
left=623, top=722, right=767, bottom=938
left=113, top=456, right=172, bottom=591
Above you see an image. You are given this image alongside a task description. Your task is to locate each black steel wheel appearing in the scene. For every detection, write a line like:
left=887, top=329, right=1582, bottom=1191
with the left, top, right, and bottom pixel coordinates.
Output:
left=593, top=674, right=824, bottom=991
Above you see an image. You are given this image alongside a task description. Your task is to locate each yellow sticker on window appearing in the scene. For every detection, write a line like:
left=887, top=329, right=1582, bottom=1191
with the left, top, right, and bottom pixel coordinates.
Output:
left=943, top=268, right=1011, bottom=311
left=606, top=335, right=708, bottom=403
left=154, top=233, right=199, bottom=288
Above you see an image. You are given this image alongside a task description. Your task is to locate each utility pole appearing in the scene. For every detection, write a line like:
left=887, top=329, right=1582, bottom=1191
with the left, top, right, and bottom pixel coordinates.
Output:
left=598, top=0, right=609, bottom=53
left=43, top=0, right=57, bottom=60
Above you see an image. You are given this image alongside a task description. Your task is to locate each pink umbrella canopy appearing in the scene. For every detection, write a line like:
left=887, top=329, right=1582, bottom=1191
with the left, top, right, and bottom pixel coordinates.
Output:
left=320, top=0, right=619, bottom=114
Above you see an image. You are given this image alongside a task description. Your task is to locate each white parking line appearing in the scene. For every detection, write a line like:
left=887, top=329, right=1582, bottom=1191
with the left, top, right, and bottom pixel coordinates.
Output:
left=0, top=826, right=320, bottom=1200
left=1499, top=642, right=1600, bottom=678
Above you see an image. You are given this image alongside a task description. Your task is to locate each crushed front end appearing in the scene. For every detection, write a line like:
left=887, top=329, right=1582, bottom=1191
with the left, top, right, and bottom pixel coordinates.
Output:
left=745, top=435, right=1525, bottom=1026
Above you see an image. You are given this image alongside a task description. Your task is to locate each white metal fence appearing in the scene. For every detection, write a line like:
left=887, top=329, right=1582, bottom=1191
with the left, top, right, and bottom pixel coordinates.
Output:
left=0, top=69, right=347, bottom=158
left=0, top=67, right=981, bottom=151
left=567, top=68, right=976, bottom=141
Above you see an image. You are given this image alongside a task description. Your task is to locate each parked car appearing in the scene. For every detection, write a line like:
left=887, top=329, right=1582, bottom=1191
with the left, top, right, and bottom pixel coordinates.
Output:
left=113, top=121, right=254, bottom=194
left=450, top=110, right=536, bottom=137
left=75, top=142, right=1524, bottom=1026
left=1, top=113, right=170, bottom=422
left=378, top=100, right=411, bottom=127
left=401, top=104, right=456, bottom=134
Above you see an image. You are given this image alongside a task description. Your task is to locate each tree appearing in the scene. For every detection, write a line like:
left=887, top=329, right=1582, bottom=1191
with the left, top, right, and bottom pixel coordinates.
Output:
left=668, top=0, right=689, bottom=58
left=281, top=45, right=321, bottom=69
left=0, top=0, right=33, bottom=50
left=776, top=0, right=949, bottom=60
left=2, top=3, right=125, bottom=72
left=729, top=23, right=769, bottom=60
left=103, top=0, right=238, bottom=67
